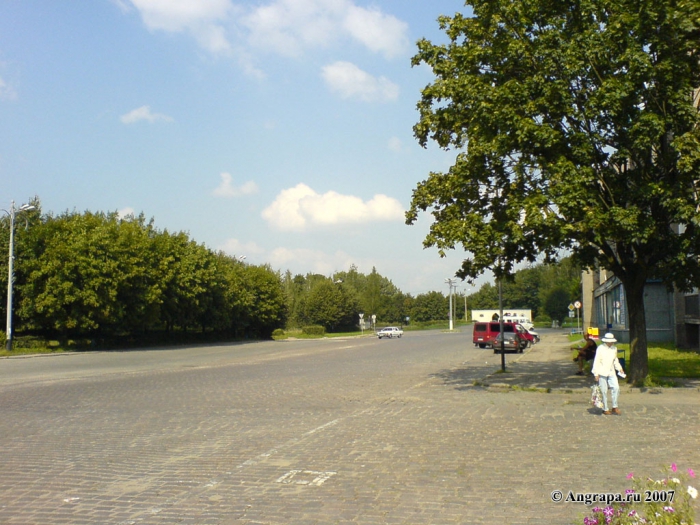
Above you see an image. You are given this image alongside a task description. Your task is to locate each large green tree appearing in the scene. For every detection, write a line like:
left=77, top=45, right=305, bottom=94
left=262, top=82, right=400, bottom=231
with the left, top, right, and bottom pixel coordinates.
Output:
left=410, top=291, right=448, bottom=322
left=303, top=280, right=360, bottom=331
left=407, top=0, right=700, bottom=383
left=10, top=205, right=286, bottom=341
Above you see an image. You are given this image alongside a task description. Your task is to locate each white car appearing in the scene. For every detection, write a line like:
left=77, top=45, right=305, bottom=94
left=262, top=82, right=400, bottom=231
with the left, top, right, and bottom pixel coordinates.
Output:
left=377, top=327, right=403, bottom=339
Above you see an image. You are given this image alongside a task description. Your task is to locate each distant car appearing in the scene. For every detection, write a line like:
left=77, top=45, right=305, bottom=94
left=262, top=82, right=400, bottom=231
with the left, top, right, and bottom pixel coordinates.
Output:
left=522, top=325, right=540, bottom=343
left=377, top=327, right=403, bottom=339
left=473, top=321, right=527, bottom=349
left=492, top=332, right=522, bottom=353
left=515, top=324, right=537, bottom=347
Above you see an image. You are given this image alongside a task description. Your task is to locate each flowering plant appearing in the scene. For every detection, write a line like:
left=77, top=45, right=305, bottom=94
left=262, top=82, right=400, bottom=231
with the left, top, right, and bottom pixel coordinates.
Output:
left=578, top=464, right=697, bottom=525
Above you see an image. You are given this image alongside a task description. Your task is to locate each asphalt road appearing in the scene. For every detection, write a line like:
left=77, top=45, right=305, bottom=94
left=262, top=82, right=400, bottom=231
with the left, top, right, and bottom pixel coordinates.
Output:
left=0, top=329, right=697, bottom=525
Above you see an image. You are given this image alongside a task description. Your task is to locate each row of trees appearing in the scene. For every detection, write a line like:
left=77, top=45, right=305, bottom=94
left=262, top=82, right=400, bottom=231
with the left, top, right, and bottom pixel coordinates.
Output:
left=282, top=266, right=446, bottom=331
left=467, top=258, right=582, bottom=323
left=282, top=259, right=581, bottom=332
left=1, top=200, right=457, bottom=342
left=1, top=200, right=287, bottom=342
left=1, top=199, right=582, bottom=343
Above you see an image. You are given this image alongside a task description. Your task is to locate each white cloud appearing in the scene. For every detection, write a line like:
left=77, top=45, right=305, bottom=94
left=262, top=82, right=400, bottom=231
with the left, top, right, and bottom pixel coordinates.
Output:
left=124, top=0, right=408, bottom=62
left=243, top=0, right=408, bottom=59
left=219, top=238, right=264, bottom=257
left=388, top=137, right=403, bottom=152
left=127, top=0, right=234, bottom=53
left=321, top=61, right=399, bottom=102
left=129, top=0, right=232, bottom=31
left=261, top=183, right=404, bottom=232
left=120, top=105, right=174, bottom=124
left=117, top=207, right=135, bottom=219
left=243, top=0, right=338, bottom=58
left=212, top=172, right=259, bottom=197
left=0, top=75, right=17, bottom=101
left=268, top=247, right=355, bottom=276
left=343, top=4, right=408, bottom=59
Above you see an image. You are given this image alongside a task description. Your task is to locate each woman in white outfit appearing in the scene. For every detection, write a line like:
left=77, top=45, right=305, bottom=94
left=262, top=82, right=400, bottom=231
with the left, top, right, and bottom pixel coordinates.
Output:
left=591, top=333, right=626, bottom=415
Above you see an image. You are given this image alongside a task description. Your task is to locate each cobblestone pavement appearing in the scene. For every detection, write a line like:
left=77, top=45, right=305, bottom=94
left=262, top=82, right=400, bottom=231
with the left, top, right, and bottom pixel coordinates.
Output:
left=0, top=331, right=698, bottom=525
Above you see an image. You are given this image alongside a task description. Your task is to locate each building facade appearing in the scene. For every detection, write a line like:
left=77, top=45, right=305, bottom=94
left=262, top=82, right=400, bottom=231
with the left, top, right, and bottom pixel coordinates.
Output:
left=582, top=268, right=698, bottom=348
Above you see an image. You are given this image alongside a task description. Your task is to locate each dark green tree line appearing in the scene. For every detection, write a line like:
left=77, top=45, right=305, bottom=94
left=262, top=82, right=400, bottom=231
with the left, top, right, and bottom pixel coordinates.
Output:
left=466, top=257, right=582, bottom=322
left=1, top=204, right=286, bottom=342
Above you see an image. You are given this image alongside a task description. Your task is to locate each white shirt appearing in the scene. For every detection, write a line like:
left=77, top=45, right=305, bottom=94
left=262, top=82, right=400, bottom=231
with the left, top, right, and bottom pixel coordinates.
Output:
left=591, top=343, right=623, bottom=377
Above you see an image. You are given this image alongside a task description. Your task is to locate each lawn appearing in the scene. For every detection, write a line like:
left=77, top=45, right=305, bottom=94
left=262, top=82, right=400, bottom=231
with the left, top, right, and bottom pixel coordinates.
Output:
left=569, top=335, right=700, bottom=381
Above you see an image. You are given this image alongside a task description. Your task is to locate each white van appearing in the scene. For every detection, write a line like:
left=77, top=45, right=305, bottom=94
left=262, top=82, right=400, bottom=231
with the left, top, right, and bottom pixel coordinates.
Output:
left=503, top=314, right=532, bottom=327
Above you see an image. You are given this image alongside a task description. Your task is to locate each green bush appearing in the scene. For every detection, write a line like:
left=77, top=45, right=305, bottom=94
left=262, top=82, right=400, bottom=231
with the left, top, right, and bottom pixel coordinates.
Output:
left=272, top=328, right=285, bottom=337
left=11, top=336, right=49, bottom=349
left=302, top=325, right=325, bottom=336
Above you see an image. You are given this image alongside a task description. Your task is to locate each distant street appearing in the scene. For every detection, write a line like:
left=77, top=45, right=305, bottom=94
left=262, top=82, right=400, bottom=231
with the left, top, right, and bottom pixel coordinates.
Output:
left=0, top=329, right=698, bottom=524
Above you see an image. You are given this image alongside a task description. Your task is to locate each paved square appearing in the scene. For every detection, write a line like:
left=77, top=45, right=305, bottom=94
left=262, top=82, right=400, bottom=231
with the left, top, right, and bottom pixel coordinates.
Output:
left=0, top=331, right=698, bottom=524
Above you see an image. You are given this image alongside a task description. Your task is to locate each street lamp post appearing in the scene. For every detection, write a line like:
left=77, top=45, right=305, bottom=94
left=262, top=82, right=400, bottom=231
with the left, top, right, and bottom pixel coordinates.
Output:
left=463, top=287, right=471, bottom=322
left=3, top=201, right=36, bottom=351
left=445, top=278, right=457, bottom=331
left=498, top=278, right=506, bottom=372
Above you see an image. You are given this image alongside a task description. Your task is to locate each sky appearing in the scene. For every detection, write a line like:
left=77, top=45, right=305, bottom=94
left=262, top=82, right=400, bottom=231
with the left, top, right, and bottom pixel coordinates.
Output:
left=0, top=0, right=489, bottom=297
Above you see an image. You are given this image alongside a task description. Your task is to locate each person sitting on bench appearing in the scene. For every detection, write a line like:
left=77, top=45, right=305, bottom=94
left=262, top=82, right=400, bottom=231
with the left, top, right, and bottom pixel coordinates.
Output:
left=572, top=332, right=597, bottom=375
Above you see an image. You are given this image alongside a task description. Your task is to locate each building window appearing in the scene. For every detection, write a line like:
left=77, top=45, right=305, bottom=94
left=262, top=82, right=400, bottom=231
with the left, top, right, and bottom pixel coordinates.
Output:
left=612, top=286, right=624, bottom=325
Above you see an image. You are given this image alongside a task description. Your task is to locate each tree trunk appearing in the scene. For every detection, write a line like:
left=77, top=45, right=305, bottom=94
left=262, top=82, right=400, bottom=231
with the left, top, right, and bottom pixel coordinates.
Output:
left=621, top=276, right=649, bottom=385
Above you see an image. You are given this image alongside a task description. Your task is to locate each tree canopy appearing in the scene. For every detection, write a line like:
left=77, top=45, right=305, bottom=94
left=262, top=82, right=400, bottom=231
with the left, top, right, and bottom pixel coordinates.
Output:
left=2, top=204, right=287, bottom=342
left=407, top=0, right=700, bottom=382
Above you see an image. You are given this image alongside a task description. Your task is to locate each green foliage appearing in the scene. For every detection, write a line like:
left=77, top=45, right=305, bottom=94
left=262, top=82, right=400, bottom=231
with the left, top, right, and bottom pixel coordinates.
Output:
left=542, top=287, right=571, bottom=324
left=302, top=325, right=325, bottom=336
left=466, top=257, right=581, bottom=318
left=302, top=280, right=359, bottom=332
left=9, top=336, right=49, bottom=350
left=615, top=343, right=700, bottom=381
left=407, top=0, right=700, bottom=382
left=283, top=265, right=414, bottom=330
left=4, top=201, right=286, bottom=342
left=410, top=291, right=448, bottom=322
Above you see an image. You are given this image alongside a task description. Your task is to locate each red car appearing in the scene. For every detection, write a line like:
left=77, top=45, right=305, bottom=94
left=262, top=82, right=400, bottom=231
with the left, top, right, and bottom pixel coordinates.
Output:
left=515, top=324, right=536, bottom=347
left=473, top=321, right=528, bottom=350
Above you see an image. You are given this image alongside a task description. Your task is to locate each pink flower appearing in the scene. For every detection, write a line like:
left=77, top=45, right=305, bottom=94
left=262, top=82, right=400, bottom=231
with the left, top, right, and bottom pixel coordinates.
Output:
left=626, top=472, right=634, bottom=479
left=671, top=463, right=678, bottom=472
left=689, top=468, right=696, bottom=478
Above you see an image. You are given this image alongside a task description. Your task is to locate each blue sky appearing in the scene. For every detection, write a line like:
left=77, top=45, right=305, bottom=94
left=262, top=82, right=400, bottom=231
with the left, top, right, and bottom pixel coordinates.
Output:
left=0, top=0, right=487, bottom=296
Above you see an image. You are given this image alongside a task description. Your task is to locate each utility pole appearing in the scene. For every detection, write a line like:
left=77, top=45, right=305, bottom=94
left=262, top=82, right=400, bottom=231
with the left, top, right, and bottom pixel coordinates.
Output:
left=445, top=278, right=457, bottom=331
left=3, top=201, right=37, bottom=350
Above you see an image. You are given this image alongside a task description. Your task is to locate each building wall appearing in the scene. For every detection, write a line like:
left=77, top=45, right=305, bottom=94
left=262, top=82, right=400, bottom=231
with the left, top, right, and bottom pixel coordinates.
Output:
left=584, top=271, right=676, bottom=344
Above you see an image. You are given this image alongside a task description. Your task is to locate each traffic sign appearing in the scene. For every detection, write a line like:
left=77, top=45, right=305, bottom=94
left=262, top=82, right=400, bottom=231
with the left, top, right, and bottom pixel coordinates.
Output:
left=574, top=301, right=581, bottom=309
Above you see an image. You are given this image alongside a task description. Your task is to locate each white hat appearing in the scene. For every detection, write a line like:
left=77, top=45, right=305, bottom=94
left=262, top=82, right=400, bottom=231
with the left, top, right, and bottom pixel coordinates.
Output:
left=601, top=333, right=617, bottom=343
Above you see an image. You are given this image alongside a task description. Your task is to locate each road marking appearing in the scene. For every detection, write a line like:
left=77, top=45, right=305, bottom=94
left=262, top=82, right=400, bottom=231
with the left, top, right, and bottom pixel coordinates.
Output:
left=276, top=470, right=337, bottom=486
left=304, top=419, right=339, bottom=436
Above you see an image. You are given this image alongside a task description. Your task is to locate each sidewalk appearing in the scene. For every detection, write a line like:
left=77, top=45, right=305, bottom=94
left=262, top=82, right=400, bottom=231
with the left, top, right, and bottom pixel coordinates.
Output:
left=479, top=331, right=700, bottom=393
